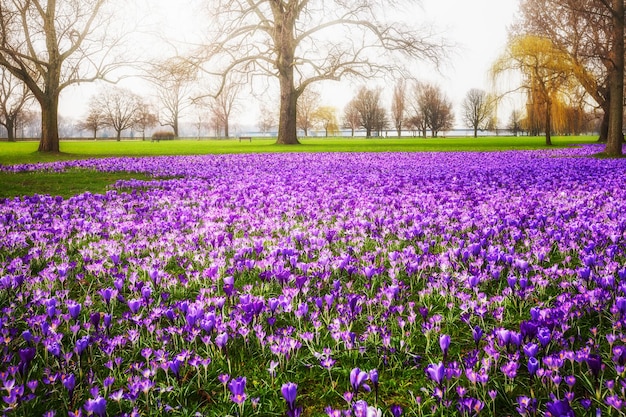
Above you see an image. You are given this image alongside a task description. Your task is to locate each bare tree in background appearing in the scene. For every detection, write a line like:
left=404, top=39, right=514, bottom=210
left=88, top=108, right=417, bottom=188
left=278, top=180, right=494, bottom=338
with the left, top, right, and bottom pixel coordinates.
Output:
left=207, top=79, right=241, bottom=138
left=516, top=0, right=624, bottom=155
left=391, top=79, right=407, bottom=137
left=204, top=0, right=445, bottom=145
left=462, top=88, right=496, bottom=138
left=412, top=83, right=453, bottom=138
left=134, top=101, right=159, bottom=141
left=149, top=58, right=196, bottom=137
left=343, top=101, right=360, bottom=137
left=297, top=88, right=321, bottom=137
left=0, top=68, right=31, bottom=141
left=0, top=0, right=125, bottom=152
left=508, top=109, right=524, bottom=136
left=407, top=82, right=428, bottom=137
left=95, top=87, right=141, bottom=141
left=350, top=86, right=386, bottom=138
left=258, top=106, right=277, bottom=135
left=78, top=101, right=106, bottom=139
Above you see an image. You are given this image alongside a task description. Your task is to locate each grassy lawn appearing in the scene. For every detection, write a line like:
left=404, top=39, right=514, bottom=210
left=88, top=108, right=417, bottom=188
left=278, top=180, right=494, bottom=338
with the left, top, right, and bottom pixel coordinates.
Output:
left=0, top=136, right=599, bottom=199
left=0, top=135, right=598, bottom=165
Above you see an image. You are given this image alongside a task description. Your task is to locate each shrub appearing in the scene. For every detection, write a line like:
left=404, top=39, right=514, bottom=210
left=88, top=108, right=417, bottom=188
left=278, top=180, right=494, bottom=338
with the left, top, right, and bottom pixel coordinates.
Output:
left=151, top=130, right=175, bottom=141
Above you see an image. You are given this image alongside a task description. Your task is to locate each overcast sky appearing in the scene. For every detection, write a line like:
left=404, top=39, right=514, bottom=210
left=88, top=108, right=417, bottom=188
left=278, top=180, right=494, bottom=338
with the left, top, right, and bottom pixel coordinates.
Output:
left=61, top=0, right=522, bottom=131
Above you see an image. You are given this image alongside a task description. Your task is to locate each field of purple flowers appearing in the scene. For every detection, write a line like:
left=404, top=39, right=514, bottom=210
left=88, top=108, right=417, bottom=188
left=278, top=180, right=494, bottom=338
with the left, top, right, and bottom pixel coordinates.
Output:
left=1, top=146, right=626, bottom=416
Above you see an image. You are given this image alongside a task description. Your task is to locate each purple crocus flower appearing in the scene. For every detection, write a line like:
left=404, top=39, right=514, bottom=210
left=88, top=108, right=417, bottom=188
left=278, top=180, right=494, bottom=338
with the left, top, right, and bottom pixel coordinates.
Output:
left=68, top=302, right=81, bottom=321
left=472, top=326, right=483, bottom=347
left=228, top=376, right=247, bottom=404
left=353, top=400, right=369, bottom=417
left=127, top=298, right=141, bottom=314
left=545, top=399, right=575, bottom=417
left=350, top=368, right=370, bottom=393
left=84, top=395, right=106, bottom=417
left=390, top=405, right=403, bottom=417
left=527, top=357, right=539, bottom=377
left=425, top=362, right=445, bottom=385
left=439, top=334, right=450, bottom=359
left=281, top=382, right=297, bottom=410
left=586, top=354, right=602, bottom=379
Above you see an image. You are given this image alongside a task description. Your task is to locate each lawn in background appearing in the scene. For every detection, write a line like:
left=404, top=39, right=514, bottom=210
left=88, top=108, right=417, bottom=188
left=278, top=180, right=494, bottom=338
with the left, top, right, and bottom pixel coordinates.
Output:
left=0, top=135, right=598, bottom=165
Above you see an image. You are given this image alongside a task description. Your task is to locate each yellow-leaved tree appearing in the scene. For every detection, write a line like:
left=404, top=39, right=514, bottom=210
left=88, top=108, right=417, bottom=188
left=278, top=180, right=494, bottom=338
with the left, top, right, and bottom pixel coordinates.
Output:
left=492, top=35, right=581, bottom=145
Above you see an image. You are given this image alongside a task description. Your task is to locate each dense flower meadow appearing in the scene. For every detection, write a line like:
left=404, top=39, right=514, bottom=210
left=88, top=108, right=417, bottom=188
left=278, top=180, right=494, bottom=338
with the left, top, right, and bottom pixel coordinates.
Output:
left=1, top=146, right=626, bottom=416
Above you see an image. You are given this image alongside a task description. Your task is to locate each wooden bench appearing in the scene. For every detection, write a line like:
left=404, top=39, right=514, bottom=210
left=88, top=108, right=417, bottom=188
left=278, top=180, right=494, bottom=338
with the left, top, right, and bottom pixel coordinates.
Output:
left=238, top=136, right=252, bottom=142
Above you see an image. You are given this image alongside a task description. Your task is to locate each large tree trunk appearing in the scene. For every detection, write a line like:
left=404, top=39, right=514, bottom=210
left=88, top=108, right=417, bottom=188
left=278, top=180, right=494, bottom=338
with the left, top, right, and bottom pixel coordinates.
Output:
left=544, top=101, right=552, bottom=146
left=605, top=0, right=624, bottom=156
left=598, top=108, right=609, bottom=143
left=276, top=72, right=300, bottom=144
left=38, top=96, right=60, bottom=152
left=6, top=118, right=15, bottom=142
left=474, top=126, right=478, bottom=138
left=224, top=119, right=229, bottom=138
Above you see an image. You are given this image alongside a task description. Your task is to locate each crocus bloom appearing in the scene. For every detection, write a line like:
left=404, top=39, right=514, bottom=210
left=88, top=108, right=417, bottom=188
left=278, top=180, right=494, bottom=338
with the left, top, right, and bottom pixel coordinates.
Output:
left=439, top=334, right=450, bottom=358
left=527, top=357, right=539, bottom=377
left=350, top=368, right=370, bottom=393
left=228, top=376, right=246, bottom=404
left=281, top=382, right=297, bottom=410
left=84, top=396, right=106, bottom=417
left=425, top=362, right=445, bottom=385
left=545, top=399, right=575, bottom=417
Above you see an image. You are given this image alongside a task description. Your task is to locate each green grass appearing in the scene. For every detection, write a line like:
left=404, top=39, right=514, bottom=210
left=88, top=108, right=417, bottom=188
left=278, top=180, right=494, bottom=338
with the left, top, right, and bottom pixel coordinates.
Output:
left=0, top=136, right=598, bottom=199
left=0, top=135, right=598, bottom=165
left=0, top=169, right=154, bottom=200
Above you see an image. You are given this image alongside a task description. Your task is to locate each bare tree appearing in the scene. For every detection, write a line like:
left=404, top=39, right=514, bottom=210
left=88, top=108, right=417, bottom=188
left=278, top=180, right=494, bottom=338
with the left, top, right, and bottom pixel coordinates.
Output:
left=0, top=68, right=31, bottom=141
left=296, top=88, right=321, bottom=137
left=350, top=86, right=386, bottom=138
left=391, top=79, right=407, bottom=137
left=204, top=0, right=445, bottom=145
left=149, top=58, right=196, bottom=137
left=508, top=109, right=524, bottom=136
left=78, top=101, right=106, bottom=139
left=0, top=0, right=125, bottom=152
left=343, top=100, right=361, bottom=137
left=95, top=87, right=141, bottom=141
left=516, top=0, right=624, bottom=155
left=407, top=82, right=428, bottom=137
left=134, top=101, right=159, bottom=141
left=411, top=82, right=453, bottom=137
left=258, top=105, right=277, bottom=135
left=207, top=80, right=241, bottom=138
left=462, top=89, right=496, bottom=138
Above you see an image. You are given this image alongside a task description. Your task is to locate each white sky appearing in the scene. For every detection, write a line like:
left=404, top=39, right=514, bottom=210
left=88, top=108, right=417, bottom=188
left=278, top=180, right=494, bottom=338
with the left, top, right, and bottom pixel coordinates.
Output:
left=60, top=0, right=522, bottom=131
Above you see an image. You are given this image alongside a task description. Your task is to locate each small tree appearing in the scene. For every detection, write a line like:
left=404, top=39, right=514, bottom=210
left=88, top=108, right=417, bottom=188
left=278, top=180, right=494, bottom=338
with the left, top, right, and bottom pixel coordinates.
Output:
left=313, top=106, right=339, bottom=137
left=351, top=86, right=386, bottom=138
left=462, top=89, right=496, bottom=138
left=95, top=87, right=141, bottom=141
left=508, top=109, right=524, bottom=136
left=296, top=88, right=321, bottom=137
left=414, top=83, right=454, bottom=137
left=258, top=106, right=277, bottom=135
left=78, top=103, right=105, bottom=139
left=343, top=101, right=361, bottom=137
left=134, top=102, right=159, bottom=141
left=391, top=79, right=407, bottom=137
left=0, top=69, right=31, bottom=141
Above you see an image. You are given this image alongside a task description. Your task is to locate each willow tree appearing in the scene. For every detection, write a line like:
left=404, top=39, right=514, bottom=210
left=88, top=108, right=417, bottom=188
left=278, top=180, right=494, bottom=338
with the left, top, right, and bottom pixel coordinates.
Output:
left=492, top=35, right=579, bottom=146
left=205, top=0, right=445, bottom=145
left=0, top=0, right=124, bottom=152
left=515, top=0, right=624, bottom=155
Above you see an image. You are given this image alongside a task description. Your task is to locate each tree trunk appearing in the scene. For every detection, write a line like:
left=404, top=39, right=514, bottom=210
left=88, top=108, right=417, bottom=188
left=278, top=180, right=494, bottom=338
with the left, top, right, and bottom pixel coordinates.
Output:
left=474, top=126, right=478, bottom=138
left=276, top=75, right=299, bottom=144
left=598, top=109, right=609, bottom=143
left=605, top=0, right=624, bottom=156
left=544, top=101, right=552, bottom=146
left=6, top=118, right=15, bottom=142
left=38, top=96, right=60, bottom=152
left=224, top=118, right=229, bottom=138
left=116, top=130, right=122, bottom=141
